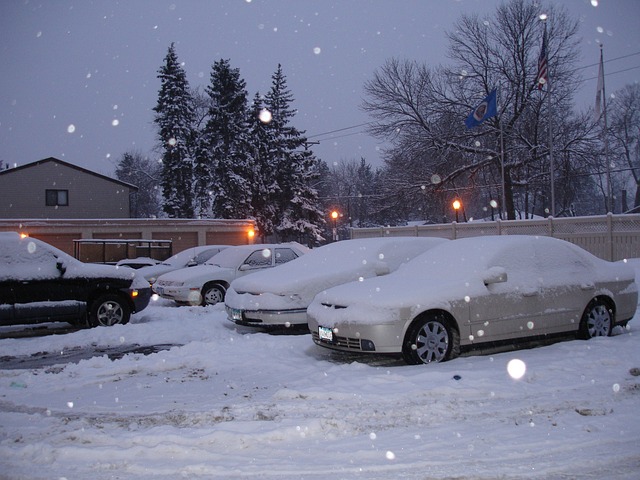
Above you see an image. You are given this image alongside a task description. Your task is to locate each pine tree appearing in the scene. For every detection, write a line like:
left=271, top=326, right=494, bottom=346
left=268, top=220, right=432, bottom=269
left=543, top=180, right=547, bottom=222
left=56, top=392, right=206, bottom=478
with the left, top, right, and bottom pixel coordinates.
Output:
left=153, top=43, right=196, bottom=218
left=196, top=59, right=252, bottom=219
left=264, top=64, right=325, bottom=244
left=249, top=93, right=278, bottom=239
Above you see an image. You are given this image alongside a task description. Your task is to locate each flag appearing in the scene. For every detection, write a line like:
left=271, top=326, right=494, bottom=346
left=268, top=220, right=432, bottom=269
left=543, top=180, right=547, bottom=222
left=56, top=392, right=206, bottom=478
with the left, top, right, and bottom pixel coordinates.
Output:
left=595, top=48, right=605, bottom=119
left=465, top=89, right=497, bottom=129
left=536, top=24, right=548, bottom=90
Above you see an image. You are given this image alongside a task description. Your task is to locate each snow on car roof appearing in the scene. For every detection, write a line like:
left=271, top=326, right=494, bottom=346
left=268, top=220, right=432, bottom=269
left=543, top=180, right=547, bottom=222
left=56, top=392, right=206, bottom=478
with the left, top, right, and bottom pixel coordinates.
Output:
left=232, top=237, right=447, bottom=298
left=0, top=232, right=139, bottom=282
left=312, top=235, right=631, bottom=318
left=204, top=243, right=308, bottom=269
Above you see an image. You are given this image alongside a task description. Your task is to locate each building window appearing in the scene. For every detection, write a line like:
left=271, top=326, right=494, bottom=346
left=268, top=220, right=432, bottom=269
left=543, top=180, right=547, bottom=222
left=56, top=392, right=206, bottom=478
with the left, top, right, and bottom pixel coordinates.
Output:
left=45, top=189, right=69, bottom=206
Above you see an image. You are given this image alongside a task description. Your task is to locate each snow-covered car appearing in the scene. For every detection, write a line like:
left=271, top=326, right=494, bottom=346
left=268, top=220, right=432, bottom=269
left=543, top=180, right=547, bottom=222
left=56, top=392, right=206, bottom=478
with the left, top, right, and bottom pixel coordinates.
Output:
left=137, top=245, right=229, bottom=284
left=116, top=257, right=161, bottom=269
left=0, top=232, right=152, bottom=328
left=225, top=237, right=448, bottom=329
left=308, top=235, right=638, bottom=365
left=153, top=243, right=309, bottom=306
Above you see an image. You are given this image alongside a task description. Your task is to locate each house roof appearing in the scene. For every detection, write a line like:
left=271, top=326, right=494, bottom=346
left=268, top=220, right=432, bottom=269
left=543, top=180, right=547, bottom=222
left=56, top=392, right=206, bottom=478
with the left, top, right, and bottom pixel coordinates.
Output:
left=0, top=157, right=138, bottom=191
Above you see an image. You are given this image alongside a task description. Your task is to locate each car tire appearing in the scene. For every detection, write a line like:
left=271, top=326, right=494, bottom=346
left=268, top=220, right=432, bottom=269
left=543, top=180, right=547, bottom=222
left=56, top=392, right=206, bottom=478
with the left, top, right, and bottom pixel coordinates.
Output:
left=402, top=313, right=460, bottom=365
left=578, top=298, right=613, bottom=339
left=201, top=283, right=226, bottom=306
left=88, top=294, right=131, bottom=327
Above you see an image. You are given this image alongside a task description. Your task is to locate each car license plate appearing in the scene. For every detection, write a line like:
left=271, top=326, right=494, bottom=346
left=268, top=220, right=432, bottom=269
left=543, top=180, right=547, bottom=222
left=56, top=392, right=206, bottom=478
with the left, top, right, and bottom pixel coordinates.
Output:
left=155, top=286, right=164, bottom=295
left=318, top=326, right=334, bottom=342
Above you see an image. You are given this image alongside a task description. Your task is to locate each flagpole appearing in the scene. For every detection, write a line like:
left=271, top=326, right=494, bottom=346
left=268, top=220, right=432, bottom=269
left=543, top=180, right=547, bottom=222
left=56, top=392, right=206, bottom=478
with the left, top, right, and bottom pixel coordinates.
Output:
left=499, top=117, right=506, bottom=220
left=545, top=22, right=555, bottom=217
left=600, top=44, right=612, bottom=212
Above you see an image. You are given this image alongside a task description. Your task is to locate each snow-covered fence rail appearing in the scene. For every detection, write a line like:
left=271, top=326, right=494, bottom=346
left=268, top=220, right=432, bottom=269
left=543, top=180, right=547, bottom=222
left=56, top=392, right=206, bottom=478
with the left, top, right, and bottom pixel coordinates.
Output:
left=349, top=213, right=640, bottom=261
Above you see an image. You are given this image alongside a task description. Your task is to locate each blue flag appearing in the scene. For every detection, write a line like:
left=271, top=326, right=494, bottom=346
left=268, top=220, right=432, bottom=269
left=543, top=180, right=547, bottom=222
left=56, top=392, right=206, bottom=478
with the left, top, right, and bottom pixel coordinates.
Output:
left=465, top=89, right=497, bottom=129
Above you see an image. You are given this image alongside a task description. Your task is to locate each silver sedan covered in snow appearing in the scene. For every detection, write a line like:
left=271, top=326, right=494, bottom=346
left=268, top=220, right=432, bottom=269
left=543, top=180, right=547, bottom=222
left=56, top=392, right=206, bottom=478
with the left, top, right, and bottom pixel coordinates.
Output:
left=225, top=237, right=447, bottom=329
left=308, top=235, right=638, bottom=365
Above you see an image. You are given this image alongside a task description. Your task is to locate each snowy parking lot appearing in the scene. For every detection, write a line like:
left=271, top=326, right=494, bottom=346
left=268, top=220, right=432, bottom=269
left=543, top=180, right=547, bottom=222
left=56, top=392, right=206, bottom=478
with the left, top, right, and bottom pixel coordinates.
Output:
left=1, top=286, right=640, bottom=479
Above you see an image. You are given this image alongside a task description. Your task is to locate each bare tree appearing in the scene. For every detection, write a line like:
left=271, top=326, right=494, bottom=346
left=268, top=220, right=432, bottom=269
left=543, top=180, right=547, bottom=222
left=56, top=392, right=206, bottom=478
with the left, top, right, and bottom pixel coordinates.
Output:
left=608, top=84, right=640, bottom=211
left=115, top=151, right=162, bottom=218
left=362, top=0, right=603, bottom=220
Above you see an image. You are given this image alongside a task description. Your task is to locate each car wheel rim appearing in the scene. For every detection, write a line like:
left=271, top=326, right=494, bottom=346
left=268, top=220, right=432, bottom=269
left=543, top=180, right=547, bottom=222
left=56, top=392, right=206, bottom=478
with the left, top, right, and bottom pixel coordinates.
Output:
left=587, top=304, right=611, bottom=337
left=204, top=288, right=224, bottom=305
left=415, top=320, right=449, bottom=363
left=97, top=301, right=124, bottom=326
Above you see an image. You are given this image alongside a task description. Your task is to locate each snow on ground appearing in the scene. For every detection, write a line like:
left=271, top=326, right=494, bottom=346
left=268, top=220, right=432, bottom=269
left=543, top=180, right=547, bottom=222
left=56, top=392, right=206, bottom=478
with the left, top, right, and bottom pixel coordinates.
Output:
left=1, top=271, right=640, bottom=479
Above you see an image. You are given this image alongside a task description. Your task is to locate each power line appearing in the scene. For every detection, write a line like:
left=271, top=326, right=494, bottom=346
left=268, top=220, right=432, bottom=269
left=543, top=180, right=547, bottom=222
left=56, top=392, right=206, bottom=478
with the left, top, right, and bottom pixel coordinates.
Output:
left=307, top=122, right=373, bottom=140
left=575, top=50, right=640, bottom=72
left=306, top=51, right=640, bottom=144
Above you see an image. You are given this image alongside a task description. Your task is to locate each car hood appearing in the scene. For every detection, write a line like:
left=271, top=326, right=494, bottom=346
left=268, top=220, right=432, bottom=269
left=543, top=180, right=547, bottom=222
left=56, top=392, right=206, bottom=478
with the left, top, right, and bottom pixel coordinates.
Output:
left=136, top=264, right=177, bottom=282
left=156, top=264, right=233, bottom=283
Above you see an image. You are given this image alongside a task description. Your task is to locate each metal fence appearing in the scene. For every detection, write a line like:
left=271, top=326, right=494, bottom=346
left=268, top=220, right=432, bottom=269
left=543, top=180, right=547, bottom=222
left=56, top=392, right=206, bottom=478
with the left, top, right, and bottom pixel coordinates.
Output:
left=350, top=213, right=640, bottom=261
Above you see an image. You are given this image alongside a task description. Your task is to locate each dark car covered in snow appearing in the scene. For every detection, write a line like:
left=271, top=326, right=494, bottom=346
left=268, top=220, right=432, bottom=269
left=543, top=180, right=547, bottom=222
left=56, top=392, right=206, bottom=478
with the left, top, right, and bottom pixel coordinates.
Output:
left=0, top=232, right=152, bottom=327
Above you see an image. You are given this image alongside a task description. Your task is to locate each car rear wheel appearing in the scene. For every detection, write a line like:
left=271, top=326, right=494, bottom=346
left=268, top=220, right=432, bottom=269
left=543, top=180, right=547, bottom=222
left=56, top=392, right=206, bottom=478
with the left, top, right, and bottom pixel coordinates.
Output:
left=402, top=313, right=460, bottom=365
left=578, top=299, right=613, bottom=339
left=201, top=284, right=226, bottom=306
left=89, top=294, right=131, bottom=327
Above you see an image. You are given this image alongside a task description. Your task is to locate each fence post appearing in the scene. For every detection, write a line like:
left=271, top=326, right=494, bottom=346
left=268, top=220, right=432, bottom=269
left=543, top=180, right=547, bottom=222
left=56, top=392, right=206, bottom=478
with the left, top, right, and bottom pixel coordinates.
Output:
left=606, top=212, right=614, bottom=261
left=547, top=216, right=555, bottom=238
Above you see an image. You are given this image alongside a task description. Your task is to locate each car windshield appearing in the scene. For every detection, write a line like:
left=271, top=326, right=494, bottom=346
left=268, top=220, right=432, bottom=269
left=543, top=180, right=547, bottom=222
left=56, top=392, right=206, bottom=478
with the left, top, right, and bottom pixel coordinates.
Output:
left=162, top=247, right=219, bottom=267
left=206, top=246, right=272, bottom=269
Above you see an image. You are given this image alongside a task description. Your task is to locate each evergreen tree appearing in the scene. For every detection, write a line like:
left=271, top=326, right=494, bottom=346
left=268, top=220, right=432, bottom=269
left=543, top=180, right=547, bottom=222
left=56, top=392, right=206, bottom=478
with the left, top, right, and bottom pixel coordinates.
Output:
left=197, top=59, right=252, bottom=219
left=153, top=43, right=196, bottom=218
left=264, top=64, right=325, bottom=244
left=249, top=93, right=278, bottom=240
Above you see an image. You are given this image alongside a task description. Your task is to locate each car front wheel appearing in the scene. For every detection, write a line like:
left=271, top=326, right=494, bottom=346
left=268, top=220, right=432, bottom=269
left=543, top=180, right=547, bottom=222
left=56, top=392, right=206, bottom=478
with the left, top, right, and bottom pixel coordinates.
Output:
left=201, top=284, right=226, bottom=306
left=89, top=294, right=131, bottom=327
left=402, top=313, right=460, bottom=365
left=579, top=299, right=613, bottom=339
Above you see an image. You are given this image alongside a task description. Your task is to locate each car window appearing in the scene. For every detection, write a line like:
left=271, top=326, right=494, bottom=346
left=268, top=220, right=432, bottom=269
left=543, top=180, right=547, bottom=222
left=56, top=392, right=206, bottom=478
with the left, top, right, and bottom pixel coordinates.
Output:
left=243, top=248, right=273, bottom=268
left=194, top=248, right=221, bottom=264
left=274, top=248, right=298, bottom=265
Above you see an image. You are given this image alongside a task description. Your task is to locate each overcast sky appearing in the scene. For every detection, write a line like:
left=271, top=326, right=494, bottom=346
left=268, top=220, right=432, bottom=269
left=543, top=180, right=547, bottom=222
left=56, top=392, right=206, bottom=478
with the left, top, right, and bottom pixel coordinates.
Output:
left=1, top=0, right=639, bottom=177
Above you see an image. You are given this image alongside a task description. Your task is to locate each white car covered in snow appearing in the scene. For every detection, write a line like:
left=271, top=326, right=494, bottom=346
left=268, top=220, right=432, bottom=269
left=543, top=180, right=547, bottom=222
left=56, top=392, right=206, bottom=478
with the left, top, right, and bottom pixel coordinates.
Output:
left=136, top=245, right=228, bottom=285
left=308, top=235, right=638, bottom=365
left=153, top=243, right=308, bottom=306
left=225, top=237, right=447, bottom=329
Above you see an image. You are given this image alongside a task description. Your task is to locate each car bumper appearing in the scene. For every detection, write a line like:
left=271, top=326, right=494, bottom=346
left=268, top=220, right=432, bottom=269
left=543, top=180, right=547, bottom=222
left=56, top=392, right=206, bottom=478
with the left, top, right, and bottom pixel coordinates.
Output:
left=309, top=319, right=404, bottom=354
left=153, top=285, right=199, bottom=304
left=226, top=305, right=308, bottom=328
left=128, top=287, right=152, bottom=313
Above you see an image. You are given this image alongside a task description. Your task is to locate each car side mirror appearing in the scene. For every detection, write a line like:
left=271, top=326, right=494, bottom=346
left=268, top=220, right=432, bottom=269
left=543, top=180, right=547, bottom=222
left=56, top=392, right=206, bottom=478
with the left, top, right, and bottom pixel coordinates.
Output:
left=186, top=260, right=197, bottom=267
left=239, top=264, right=252, bottom=272
left=483, top=266, right=507, bottom=285
left=56, top=260, right=67, bottom=276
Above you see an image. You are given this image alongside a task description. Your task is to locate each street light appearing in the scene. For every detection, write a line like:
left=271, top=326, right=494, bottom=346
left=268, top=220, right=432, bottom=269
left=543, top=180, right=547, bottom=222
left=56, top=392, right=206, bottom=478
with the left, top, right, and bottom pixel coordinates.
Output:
left=331, top=210, right=339, bottom=242
left=452, top=199, right=462, bottom=223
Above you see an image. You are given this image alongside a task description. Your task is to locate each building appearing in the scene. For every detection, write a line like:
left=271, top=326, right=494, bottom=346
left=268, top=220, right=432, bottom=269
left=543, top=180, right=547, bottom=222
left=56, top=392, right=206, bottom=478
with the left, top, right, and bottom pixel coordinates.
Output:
left=0, top=157, right=137, bottom=219
left=0, top=157, right=257, bottom=260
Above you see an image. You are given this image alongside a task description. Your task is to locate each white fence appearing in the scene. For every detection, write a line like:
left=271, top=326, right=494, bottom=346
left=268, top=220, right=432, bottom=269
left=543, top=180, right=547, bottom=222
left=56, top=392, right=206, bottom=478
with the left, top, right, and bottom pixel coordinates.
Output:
left=350, top=213, right=640, bottom=262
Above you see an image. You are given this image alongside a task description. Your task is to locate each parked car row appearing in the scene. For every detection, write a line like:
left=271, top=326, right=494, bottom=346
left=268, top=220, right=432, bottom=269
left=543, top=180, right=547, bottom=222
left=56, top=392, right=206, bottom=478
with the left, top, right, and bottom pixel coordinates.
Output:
left=1, top=232, right=637, bottom=366
left=225, top=235, right=637, bottom=365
